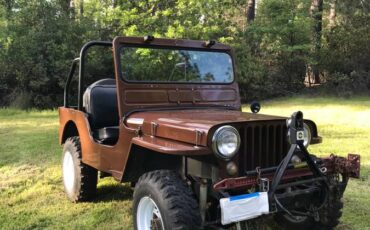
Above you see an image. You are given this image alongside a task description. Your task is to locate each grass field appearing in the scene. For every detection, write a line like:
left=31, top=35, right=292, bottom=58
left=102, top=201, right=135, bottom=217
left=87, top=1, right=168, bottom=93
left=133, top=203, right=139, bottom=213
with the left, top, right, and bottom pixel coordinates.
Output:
left=0, top=97, right=369, bottom=230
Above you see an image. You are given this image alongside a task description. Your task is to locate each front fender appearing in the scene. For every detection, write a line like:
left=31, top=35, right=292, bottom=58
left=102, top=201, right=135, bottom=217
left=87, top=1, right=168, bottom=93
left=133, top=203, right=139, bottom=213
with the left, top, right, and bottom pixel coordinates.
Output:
left=305, top=119, right=322, bottom=144
left=131, top=135, right=212, bottom=156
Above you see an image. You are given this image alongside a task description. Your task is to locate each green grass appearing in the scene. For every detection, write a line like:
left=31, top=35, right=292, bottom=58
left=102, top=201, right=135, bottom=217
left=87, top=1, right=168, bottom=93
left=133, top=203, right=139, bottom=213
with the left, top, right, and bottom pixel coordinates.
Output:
left=0, top=109, right=132, bottom=229
left=0, top=97, right=369, bottom=229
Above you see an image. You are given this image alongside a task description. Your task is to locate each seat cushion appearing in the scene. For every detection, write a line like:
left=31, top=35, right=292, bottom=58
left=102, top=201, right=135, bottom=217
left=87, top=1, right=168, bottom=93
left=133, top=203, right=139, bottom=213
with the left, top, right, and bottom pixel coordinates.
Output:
left=83, top=79, right=118, bottom=129
left=93, top=126, right=119, bottom=145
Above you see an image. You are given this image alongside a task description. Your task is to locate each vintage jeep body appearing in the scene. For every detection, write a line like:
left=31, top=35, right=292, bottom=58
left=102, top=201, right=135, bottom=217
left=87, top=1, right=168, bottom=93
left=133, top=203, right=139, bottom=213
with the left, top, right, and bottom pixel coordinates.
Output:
left=59, top=36, right=360, bottom=229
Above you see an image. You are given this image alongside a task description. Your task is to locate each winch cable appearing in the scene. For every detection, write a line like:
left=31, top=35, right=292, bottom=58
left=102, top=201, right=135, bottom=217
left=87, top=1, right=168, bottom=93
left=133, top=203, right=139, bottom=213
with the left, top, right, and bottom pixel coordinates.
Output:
left=298, top=142, right=330, bottom=212
left=298, top=142, right=329, bottom=183
left=269, top=111, right=330, bottom=218
left=269, top=144, right=297, bottom=199
left=270, top=143, right=330, bottom=218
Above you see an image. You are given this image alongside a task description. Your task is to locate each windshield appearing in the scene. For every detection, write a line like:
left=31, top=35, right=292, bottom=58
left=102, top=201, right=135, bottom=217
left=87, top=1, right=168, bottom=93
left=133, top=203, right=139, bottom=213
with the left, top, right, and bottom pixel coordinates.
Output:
left=120, top=46, right=234, bottom=83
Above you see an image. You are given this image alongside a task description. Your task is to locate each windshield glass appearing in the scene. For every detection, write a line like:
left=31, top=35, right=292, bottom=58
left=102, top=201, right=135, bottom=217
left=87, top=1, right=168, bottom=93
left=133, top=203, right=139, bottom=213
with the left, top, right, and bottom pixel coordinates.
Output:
left=120, top=47, right=234, bottom=83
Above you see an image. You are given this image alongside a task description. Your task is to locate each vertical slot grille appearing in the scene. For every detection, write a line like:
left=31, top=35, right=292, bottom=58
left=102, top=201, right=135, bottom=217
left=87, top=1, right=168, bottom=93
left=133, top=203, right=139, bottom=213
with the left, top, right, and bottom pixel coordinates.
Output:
left=240, top=122, right=288, bottom=172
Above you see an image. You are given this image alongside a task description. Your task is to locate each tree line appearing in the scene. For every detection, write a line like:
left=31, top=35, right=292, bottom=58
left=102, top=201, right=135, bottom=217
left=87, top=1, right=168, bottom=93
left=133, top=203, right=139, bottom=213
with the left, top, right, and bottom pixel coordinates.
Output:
left=0, top=0, right=369, bottom=109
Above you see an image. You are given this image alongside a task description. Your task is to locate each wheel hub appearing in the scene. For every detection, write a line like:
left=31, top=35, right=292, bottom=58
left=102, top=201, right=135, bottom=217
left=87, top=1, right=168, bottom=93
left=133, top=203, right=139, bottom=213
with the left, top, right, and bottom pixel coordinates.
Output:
left=62, top=151, right=75, bottom=194
left=137, top=196, right=164, bottom=230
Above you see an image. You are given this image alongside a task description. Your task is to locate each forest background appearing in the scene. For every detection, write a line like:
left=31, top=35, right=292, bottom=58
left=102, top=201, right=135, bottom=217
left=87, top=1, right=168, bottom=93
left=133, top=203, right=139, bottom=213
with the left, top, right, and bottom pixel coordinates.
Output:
left=0, top=0, right=369, bottom=108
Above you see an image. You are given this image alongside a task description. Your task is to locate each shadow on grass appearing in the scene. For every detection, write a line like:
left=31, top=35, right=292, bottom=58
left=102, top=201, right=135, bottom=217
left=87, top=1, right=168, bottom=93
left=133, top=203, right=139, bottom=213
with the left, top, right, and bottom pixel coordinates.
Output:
left=94, top=183, right=133, bottom=203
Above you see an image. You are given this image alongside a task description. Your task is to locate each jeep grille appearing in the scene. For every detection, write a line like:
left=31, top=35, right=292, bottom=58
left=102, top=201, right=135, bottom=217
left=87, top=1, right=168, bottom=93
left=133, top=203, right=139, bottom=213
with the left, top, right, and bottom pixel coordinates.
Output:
left=239, top=121, right=289, bottom=172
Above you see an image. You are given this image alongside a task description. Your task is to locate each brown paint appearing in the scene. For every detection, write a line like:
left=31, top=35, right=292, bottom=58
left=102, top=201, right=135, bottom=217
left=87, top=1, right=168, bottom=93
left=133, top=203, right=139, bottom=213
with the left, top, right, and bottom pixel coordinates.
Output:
left=128, top=109, right=286, bottom=146
left=59, top=36, right=318, bottom=182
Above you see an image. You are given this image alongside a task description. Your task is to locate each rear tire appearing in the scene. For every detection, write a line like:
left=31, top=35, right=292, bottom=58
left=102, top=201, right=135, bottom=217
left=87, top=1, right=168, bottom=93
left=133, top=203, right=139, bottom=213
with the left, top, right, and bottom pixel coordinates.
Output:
left=133, top=170, right=202, bottom=230
left=62, top=136, right=97, bottom=202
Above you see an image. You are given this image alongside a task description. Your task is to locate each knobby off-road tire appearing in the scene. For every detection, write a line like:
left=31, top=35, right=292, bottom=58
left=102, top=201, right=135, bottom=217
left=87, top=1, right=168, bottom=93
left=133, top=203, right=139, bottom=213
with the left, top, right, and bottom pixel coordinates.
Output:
left=62, top=137, right=97, bottom=202
left=133, top=170, right=202, bottom=230
left=275, top=187, right=343, bottom=230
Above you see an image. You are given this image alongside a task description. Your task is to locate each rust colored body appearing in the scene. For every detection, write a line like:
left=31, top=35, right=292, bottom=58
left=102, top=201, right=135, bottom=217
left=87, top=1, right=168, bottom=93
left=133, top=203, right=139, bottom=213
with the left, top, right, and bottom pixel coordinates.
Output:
left=58, top=36, right=297, bottom=181
left=59, top=36, right=360, bottom=228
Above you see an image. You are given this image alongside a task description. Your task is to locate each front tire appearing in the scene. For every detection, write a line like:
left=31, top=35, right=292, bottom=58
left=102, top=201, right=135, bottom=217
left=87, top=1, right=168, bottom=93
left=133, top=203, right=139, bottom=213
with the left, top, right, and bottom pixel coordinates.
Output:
left=62, top=137, right=97, bottom=202
left=133, top=170, right=202, bottom=230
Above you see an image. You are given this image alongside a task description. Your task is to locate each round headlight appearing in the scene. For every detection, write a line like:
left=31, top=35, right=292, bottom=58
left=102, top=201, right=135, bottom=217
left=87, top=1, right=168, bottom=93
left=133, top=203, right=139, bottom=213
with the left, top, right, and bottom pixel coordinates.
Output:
left=212, top=126, right=240, bottom=159
left=287, top=123, right=312, bottom=147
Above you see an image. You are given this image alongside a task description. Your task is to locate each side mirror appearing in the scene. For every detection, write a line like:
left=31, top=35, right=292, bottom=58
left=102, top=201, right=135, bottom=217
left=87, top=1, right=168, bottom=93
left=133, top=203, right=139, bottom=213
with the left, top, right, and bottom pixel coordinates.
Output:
left=250, top=101, right=261, bottom=113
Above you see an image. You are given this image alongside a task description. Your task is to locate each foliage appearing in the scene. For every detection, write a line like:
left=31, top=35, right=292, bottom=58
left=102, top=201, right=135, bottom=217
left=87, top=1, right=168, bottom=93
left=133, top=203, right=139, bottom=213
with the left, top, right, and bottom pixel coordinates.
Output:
left=236, top=0, right=312, bottom=100
left=0, top=0, right=97, bottom=108
left=0, top=0, right=369, bottom=108
left=323, top=71, right=370, bottom=97
left=320, top=0, right=370, bottom=96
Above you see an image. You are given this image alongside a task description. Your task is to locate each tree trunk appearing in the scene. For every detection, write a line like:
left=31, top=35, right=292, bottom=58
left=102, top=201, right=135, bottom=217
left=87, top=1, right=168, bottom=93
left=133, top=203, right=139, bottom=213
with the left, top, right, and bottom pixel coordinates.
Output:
left=57, top=0, right=75, bottom=18
left=246, top=0, right=255, bottom=23
left=69, top=0, right=75, bottom=19
left=79, top=0, right=83, bottom=17
left=310, top=0, right=323, bottom=84
left=329, top=0, right=336, bottom=29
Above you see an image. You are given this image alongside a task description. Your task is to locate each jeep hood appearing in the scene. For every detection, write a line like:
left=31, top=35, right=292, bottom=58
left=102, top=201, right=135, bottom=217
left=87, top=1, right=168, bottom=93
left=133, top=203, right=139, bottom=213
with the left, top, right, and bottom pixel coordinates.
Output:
left=126, top=109, right=286, bottom=146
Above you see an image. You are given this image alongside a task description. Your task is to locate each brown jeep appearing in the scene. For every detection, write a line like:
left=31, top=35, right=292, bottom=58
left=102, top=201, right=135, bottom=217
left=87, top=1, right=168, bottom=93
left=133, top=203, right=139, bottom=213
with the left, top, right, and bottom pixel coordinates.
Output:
left=59, top=36, right=360, bottom=229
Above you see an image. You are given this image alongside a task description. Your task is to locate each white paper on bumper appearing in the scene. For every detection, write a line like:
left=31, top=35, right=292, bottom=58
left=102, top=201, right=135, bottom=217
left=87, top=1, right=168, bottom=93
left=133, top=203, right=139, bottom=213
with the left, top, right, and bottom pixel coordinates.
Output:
left=220, top=192, right=270, bottom=225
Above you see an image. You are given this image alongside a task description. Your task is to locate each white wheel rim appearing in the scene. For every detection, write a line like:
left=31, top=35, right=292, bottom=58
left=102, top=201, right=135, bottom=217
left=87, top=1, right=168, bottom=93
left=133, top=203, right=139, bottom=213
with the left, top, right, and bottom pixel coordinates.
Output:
left=63, top=151, right=75, bottom=194
left=137, top=196, right=164, bottom=230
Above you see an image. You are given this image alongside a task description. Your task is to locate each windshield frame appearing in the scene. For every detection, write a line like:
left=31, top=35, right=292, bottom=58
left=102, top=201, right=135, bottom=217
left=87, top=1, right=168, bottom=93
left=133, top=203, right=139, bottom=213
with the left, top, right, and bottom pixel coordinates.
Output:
left=117, top=44, right=236, bottom=85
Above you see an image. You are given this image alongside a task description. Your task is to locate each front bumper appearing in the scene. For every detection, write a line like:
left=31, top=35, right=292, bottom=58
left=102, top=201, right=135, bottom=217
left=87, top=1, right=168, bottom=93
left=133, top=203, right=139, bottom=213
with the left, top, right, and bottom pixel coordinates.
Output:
left=212, top=153, right=360, bottom=226
left=213, top=153, right=360, bottom=191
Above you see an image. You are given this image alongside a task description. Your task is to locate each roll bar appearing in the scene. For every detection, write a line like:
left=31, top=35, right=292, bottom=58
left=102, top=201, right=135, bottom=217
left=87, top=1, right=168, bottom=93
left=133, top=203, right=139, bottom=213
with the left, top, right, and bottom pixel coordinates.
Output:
left=63, top=41, right=112, bottom=109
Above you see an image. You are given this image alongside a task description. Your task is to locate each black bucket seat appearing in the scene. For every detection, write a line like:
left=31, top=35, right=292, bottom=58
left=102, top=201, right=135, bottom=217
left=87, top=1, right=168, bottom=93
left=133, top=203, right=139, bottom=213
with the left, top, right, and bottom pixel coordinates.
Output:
left=83, top=78, right=119, bottom=144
